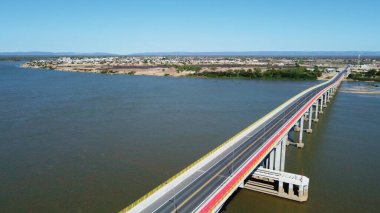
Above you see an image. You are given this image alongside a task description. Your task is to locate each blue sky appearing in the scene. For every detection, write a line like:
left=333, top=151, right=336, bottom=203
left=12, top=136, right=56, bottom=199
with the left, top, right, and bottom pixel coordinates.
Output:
left=1, top=0, right=379, bottom=54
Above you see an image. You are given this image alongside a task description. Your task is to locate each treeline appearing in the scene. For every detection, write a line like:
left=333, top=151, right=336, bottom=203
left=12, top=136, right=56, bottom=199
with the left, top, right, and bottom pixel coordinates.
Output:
left=191, top=67, right=322, bottom=80
left=348, top=69, right=380, bottom=82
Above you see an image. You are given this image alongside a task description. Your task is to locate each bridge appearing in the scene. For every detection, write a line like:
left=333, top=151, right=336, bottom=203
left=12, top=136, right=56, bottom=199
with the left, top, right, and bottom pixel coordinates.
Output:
left=120, top=66, right=349, bottom=213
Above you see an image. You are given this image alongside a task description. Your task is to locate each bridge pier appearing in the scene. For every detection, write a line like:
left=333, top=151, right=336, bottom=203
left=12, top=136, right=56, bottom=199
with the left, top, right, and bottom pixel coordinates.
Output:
left=319, top=98, right=324, bottom=114
left=269, top=149, right=275, bottom=170
left=247, top=130, right=311, bottom=202
left=298, top=115, right=304, bottom=147
left=313, top=101, right=319, bottom=122
left=274, top=142, right=281, bottom=171
left=305, top=107, right=313, bottom=133
left=327, top=90, right=331, bottom=103
left=244, top=167, right=309, bottom=202
left=280, top=136, right=286, bottom=171
left=263, top=135, right=287, bottom=171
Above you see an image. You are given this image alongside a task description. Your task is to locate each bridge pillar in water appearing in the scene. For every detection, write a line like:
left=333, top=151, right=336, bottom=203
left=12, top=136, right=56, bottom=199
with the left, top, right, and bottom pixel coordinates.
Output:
left=262, top=134, right=287, bottom=171
left=274, top=142, right=281, bottom=171
left=313, top=101, right=319, bottom=122
left=305, top=107, right=313, bottom=133
left=298, top=115, right=304, bottom=148
left=269, top=149, right=275, bottom=170
left=244, top=167, right=309, bottom=202
left=327, top=90, right=331, bottom=103
left=266, top=156, right=270, bottom=169
left=319, top=98, right=324, bottom=114
left=323, top=93, right=328, bottom=107
left=281, top=135, right=286, bottom=171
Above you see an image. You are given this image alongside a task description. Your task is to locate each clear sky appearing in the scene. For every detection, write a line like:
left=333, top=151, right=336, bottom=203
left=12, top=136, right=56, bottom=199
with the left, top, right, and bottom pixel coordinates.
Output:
left=1, top=0, right=379, bottom=54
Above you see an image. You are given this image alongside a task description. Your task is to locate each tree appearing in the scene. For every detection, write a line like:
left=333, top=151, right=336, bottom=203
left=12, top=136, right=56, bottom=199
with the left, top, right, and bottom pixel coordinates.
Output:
left=367, top=69, right=377, bottom=77
left=313, top=66, right=320, bottom=72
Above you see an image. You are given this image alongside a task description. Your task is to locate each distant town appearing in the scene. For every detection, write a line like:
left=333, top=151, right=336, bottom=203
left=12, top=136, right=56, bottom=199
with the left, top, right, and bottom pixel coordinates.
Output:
left=22, top=56, right=380, bottom=81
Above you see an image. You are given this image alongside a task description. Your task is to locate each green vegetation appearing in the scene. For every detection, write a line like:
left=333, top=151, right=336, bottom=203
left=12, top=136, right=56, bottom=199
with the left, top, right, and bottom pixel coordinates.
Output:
left=127, top=71, right=136, bottom=75
left=174, top=65, right=202, bottom=72
left=190, top=67, right=321, bottom=80
left=348, top=69, right=380, bottom=82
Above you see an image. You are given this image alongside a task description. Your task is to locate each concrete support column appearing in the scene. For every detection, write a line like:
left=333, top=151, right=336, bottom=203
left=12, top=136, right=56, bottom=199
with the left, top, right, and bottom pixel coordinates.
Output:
left=274, top=142, right=281, bottom=171
left=306, top=107, right=312, bottom=133
left=279, top=181, right=284, bottom=194
left=313, top=101, right=319, bottom=122
left=299, top=115, right=304, bottom=144
left=280, top=136, right=286, bottom=171
left=319, top=98, right=324, bottom=114
left=289, top=183, right=294, bottom=196
left=269, top=149, right=275, bottom=170
left=321, top=95, right=324, bottom=107
left=299, top=184, right=304, bottom=197
left=327, top=90, right=331, bottom=102
left=323, top=93, right=327, bottom=107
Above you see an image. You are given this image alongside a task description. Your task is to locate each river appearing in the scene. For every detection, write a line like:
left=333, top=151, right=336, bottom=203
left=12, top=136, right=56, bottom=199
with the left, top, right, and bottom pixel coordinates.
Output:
left=0, top=61, right=379, bottom=212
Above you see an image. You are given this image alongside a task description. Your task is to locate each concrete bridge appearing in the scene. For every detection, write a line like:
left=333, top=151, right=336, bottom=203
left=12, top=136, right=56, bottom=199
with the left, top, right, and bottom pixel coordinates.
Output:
left=120, top=66, right=349, bottom=213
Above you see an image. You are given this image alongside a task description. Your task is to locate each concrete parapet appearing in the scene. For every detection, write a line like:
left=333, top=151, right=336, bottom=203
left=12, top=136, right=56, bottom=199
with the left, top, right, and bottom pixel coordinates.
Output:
left=305, top=129, right=313, bottom=134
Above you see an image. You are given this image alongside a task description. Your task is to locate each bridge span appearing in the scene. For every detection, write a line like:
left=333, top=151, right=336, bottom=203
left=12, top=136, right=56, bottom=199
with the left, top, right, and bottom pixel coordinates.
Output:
left=121, top=66, right=349, bottom=213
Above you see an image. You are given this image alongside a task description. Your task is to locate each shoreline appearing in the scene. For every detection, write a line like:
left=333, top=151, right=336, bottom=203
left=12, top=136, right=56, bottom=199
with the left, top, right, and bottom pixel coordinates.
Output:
left=21, top=63, right=334, bottom=81
left=340, top=90, right=380, bottom=94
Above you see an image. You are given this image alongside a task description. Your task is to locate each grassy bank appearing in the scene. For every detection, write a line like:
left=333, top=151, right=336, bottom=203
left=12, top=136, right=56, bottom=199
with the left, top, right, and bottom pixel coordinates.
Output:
left=348, top=69, right=380, bottom=82
left=190, top=67, right=321, bottom=80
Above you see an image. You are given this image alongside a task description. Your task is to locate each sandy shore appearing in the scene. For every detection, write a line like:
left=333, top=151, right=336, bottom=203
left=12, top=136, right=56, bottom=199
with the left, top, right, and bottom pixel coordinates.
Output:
left=21, top=63, right=188, bottom=77
left=340, top=86, right=380, bottom=94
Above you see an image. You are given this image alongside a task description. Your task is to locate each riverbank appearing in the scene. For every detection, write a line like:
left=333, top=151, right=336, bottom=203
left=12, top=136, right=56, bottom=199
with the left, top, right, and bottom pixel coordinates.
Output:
left=22, top=62, right=334, bottom=81
left=348, top=69, right=380, bottom=82
left=189, top=67, right=322, bottom=80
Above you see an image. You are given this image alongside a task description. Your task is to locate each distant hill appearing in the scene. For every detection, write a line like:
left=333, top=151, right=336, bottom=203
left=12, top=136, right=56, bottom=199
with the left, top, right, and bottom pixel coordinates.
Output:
left=0, top=52, right=117, bottom=56
left=129, top=51, right=380, bottom=57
